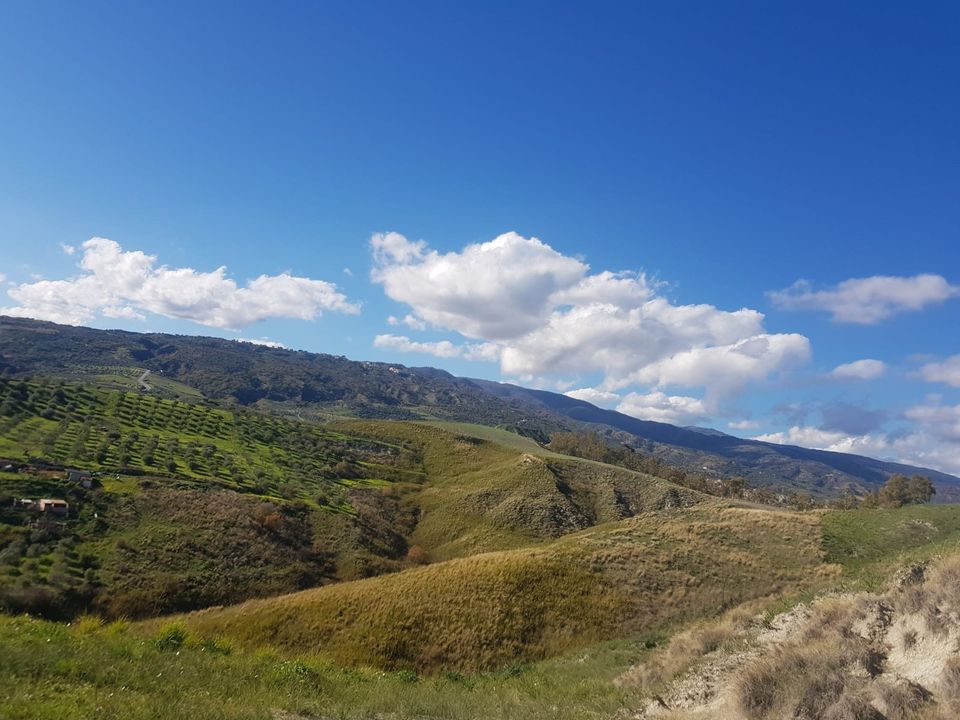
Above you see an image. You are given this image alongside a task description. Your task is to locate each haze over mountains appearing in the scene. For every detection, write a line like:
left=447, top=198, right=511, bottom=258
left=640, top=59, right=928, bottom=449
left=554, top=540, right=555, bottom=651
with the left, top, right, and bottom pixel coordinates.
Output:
left=2, top=315, right=956, bottom=500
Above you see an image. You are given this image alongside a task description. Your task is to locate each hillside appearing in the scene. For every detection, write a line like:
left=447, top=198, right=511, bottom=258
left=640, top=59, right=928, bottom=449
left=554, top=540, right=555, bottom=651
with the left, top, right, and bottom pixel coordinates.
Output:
left=0, top=315, right=562, bottom=438
left=0, top=378, right=700, bottom=619
left=2, top=316, right=957, bottom=500
left=151, top=502, right=833, bottom=673
left=473, top=379, right=960, bottom=499
left=5, top=503, right=960, bottom=719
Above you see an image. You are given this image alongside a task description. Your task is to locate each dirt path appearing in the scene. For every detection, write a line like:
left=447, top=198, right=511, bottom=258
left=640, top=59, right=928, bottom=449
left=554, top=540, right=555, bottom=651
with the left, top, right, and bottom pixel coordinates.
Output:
left=138, top=369, right=152, bottom=392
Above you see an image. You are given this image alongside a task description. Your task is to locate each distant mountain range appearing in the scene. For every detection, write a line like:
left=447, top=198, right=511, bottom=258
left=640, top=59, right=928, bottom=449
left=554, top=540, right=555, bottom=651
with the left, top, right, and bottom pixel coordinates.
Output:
left=2, top=314, right=957, bottom=499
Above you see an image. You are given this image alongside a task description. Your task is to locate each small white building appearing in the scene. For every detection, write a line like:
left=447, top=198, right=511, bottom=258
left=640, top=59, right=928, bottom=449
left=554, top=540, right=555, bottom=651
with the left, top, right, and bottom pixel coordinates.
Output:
left=38, top=498, right=69, bottom=515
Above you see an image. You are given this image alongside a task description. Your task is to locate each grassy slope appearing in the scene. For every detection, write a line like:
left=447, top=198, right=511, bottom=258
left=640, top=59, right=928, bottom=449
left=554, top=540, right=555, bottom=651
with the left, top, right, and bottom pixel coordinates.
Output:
left=0, top=614, right=652, bottom=720
left=336, top=419, right=704, bottom=561
left=5, top=505, right=960, bottom=719
left=151, top=503, right=833, bottom=673
left=1, top=383, right=709, bottom=620
left=821, top=503, right=960, bottom=588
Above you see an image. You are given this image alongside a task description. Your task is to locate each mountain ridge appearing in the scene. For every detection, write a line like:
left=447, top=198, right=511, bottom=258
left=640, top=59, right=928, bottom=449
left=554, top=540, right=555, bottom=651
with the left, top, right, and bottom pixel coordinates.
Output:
left=1, top=315, right=957, bottom=499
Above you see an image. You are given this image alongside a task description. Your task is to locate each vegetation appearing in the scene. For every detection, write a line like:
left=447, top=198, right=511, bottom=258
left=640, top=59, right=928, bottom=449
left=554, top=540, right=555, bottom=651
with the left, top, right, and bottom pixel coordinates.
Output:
left=0, top=377, right=421, bottom=497
left=733, top=557, right=960, bottom=720
left=821, top=503, right=960, bottom=588
left=860, top=473, right=936, bottom=509
left=147, top=504, right=832, bottom=673
left=0, top=384, right=719, bottom=621
left=0, top=613, right=649, bottom=720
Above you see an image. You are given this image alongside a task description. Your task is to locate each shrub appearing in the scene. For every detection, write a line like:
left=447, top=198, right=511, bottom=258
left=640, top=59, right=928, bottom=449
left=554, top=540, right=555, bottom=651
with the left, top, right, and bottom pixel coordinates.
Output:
left=154, top=622, right=189, bottom=651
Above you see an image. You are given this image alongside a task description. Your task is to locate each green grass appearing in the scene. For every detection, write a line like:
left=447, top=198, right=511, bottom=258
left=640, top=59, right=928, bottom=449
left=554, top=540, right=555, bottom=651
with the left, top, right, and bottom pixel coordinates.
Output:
left=0, top=613, right=652, bottom=720
left=0, top=377, right=423, bottom=504
left=0, top=386, right=715, bottom=623
left=423, top=421, right=563, bottom=456
left=821, top=503, right=960, bottom=588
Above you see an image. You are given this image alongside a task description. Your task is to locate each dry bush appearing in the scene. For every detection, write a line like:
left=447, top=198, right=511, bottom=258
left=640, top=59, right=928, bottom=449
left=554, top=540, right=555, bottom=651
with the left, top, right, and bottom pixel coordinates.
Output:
left=620, top=617, right=741, bottom=690
left=736, top=633, right=878, bottom=719
left=876, top=679, right=930, bottom=720
left=822, top=690, right=884, bottom=720
left=939, top=657, right=960, bottom=715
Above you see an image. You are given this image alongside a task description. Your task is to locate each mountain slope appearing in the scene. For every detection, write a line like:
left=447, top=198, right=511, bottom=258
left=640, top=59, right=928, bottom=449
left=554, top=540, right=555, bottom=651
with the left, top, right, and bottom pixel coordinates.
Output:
left=471, top=379, right=960, bottom=499
left=0, top=378, right=701, bottom=619
left=2, top=315, right=957, bottom=499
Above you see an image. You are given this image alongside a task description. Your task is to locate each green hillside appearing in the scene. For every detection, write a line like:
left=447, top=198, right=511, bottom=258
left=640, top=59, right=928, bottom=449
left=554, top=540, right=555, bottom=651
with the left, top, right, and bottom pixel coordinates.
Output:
left=0, top=379, right=706, bottom=621
left=151, top=503, right=832, bottom=672
left=5, top=504, right=960, bottom=719
left=0, top=377, right=422, bottom=498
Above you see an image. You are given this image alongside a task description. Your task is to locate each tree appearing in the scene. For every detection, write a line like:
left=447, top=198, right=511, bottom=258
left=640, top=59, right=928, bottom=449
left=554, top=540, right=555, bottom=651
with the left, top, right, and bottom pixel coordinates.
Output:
left=864, top=474, right=935, bottom=509
left=907, top=475, right=936, bottom=505
left=879, top=474, right=911, bottom=508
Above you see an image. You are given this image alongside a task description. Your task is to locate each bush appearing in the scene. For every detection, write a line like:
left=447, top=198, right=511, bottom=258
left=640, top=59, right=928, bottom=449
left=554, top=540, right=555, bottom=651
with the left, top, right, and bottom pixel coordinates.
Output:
left=154, top=622, right=189, bottom=651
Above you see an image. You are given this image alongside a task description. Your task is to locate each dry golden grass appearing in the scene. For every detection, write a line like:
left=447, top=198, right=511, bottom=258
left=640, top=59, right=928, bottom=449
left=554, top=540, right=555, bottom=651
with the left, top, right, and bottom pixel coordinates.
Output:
left=732, top=556, right=960, bottom=720
left=142, top=503, right=833, bottom=673
left=331, top=420, right=704, bottom=561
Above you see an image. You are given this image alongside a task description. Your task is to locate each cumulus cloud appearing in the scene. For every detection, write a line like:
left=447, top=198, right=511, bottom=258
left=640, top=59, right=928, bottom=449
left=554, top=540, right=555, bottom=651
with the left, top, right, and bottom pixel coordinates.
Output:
left=373, top=333, right=500, bottom=362
left=371, top=231, right=587, bottom=340
left=564, top=387, right=621, bottom=408
left=234, top=337, right=287, bottom=348
left=904, top=400, right=960, bottom=443
left=755, top=398, right=960, bottom=475
left=60, top=243, right=76, bottom=256
left=768, top=274, right=958, bottom=324
left=728, top=419, right=759, bottom=431
left=2, top=238, right=359, bottom=329
left=755, top=425, right=855, bottom=449
left=917, top=355, right=960, bottom=388
left=828, top=358, right=887, bottom=381
left=387, top=314, right=428, bottom=331
left=372, top=231, right=809, bottom=403
left=615, top=391, right=709, bottom=425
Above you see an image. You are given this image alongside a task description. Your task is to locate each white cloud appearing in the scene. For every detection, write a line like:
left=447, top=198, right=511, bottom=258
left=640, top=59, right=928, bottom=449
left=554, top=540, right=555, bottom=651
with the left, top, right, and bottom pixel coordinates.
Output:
left=373, top=334, right=461, bottom=358
left=60, top=243, right=76, bottom=256
left=615, top=391, right=709, bottom=425
left=373, top=333, right=500, bottom=362
left=828, top=358, right=887, bottom=381
left=372, top=231, right=588, bottom=340
left=387, top=314, right=428, bottom=331
left=342, top=267, right=353, bottom=277
left=728, top=419, right=759, bottom=430
left=564, top=387, right=621, bottom=408
left=2, top=237, right=359, bottom=329
left=904, top=400, right=960, bottom=443
left=755, top=425, right=855, bottom=449
left=234, top=338, right=287, bottom=348
left=769, top=274, right=958, bottom=324
left=0, top=273, right=6, bottom=284
left=917, top=355, right=960, bottom=388
left=372, top=231, right=809, bottom=403
left=756, top=400, right=960, bottom=476
left=614, top=333, right=810, bottom=400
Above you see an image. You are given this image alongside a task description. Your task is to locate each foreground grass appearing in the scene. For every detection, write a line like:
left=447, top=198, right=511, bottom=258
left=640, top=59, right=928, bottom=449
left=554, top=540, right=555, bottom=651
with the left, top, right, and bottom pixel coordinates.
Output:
left=0, top=614, right=647, bottom=720
left=821, top=503, right=960, bottom=589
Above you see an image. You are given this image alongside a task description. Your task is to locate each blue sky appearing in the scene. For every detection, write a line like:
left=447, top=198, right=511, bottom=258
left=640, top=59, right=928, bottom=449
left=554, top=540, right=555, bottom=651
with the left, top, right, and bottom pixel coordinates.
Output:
left=1, top=2, right=958, bottom=472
